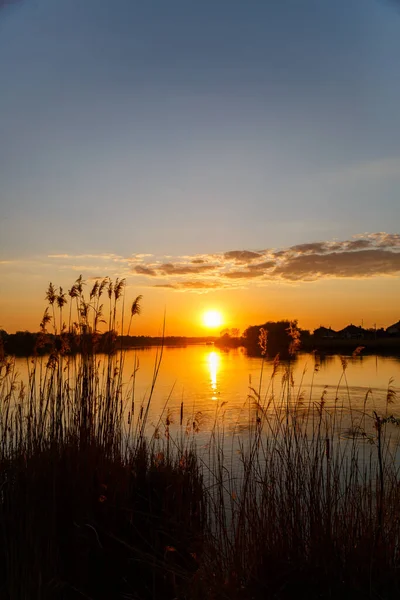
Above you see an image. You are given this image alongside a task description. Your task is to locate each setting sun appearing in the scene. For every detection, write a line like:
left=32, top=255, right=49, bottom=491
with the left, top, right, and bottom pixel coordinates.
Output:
left=203, top=310, right=223, bottom=329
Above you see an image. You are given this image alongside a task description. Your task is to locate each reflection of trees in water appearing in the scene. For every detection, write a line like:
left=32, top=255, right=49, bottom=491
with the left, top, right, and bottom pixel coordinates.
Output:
left=314, top=350, right=400, bottom=364
left=316, top=353, right=337, bottom=367
left=245, top=348, right=301, bottom=367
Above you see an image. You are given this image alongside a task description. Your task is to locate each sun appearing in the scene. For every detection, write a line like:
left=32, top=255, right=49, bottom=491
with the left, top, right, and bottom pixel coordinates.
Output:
left=203, top=310, right=223, bottom=329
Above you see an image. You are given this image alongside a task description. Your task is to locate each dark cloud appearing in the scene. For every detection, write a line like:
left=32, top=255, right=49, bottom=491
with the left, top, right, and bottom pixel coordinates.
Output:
left=344, top=239, right=372, bottom=251
left=224, top=250, right=262, bottom=262
left=191, top=258, right=206, bottom=264
left=272, top=250, right=286, bottom=258
left=153, top=283, right=178, bottom=289
left=290, top=242, right=328, bottom=254
left=288, top=240, right=373, bottom=254
left=247, top=260, right=276, bottom=271
left=273, top=249, right=400, bottom=281
left=158, top=263, right=216, bottom=275
left=328, top=243, right=343, bottom=251
left=133, top=265, right=157, bottom=276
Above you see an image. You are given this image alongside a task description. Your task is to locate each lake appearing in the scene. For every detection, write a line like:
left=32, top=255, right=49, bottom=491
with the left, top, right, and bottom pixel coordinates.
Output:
left=14, top=345, right=400, bottom=444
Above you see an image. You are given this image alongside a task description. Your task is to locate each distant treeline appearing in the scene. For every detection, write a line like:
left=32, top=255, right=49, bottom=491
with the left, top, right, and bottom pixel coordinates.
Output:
left=0, top=330, right=217, bottom=357
left=215, top=321, right=400, bottom=357
left=215, top=321, right=306, bottom=358
left=2, top=322, right=400, bottom=358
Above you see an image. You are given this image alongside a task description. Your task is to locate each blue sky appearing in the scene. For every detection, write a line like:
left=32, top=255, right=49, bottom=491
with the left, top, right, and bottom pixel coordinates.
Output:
left=1, top=0, right=400, bottom=333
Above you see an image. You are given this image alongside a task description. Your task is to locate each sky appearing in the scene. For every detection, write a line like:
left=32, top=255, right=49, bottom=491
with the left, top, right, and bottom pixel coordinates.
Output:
left=1, top=0, right=400, bottom=335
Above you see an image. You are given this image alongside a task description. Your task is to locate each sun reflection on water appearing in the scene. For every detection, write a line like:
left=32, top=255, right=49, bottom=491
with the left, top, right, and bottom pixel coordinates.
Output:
left=207, top=351, right=220, bottom=399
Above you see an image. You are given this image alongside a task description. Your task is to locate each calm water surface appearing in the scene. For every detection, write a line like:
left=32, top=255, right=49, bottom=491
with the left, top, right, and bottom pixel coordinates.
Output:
left=14, top=346, right=400, bottom=440
left=119, top=346, right=400, bottom=415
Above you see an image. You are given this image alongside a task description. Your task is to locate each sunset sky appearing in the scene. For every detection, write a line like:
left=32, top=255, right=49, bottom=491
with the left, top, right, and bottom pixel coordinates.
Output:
left=1, top=0, right=400, bottom=335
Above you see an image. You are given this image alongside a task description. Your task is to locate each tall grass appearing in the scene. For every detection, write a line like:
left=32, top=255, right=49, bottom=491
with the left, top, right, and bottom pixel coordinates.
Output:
left=1, top=279, right=400, bottom=599
left=0, top=277, right=205, bottom=600
left=199, top=344, right=400, bottom=599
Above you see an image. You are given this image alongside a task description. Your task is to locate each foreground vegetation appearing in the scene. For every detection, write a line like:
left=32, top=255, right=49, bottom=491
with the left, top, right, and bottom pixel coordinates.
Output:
left=1, top=278, right=400, bottom=599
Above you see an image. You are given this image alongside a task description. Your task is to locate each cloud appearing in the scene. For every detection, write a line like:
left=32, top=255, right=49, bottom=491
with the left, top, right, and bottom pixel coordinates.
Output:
left=224, top=270, right=266, bottom=279
left=247, top=260, right=276, bottom=271
left=367, top=232, right=400, bottom=248
left=133, top=265, right=157, bottom=276
left=289, top=242, right=329, bottom=254
left=287, top=240, right=373, bottom=254
left=44, top=232, right=400, bottom=292
left=343, top=239, right=372, bottom=251
left=158, top=263, right=217, bottom=275
left=273, top=249, right=400, bottom=281
left=223, top=250, right=262, bottom=262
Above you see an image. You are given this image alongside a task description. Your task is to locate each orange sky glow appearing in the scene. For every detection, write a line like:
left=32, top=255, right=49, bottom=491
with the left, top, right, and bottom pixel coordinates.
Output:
left=1, top=234, right=400, bottom=336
